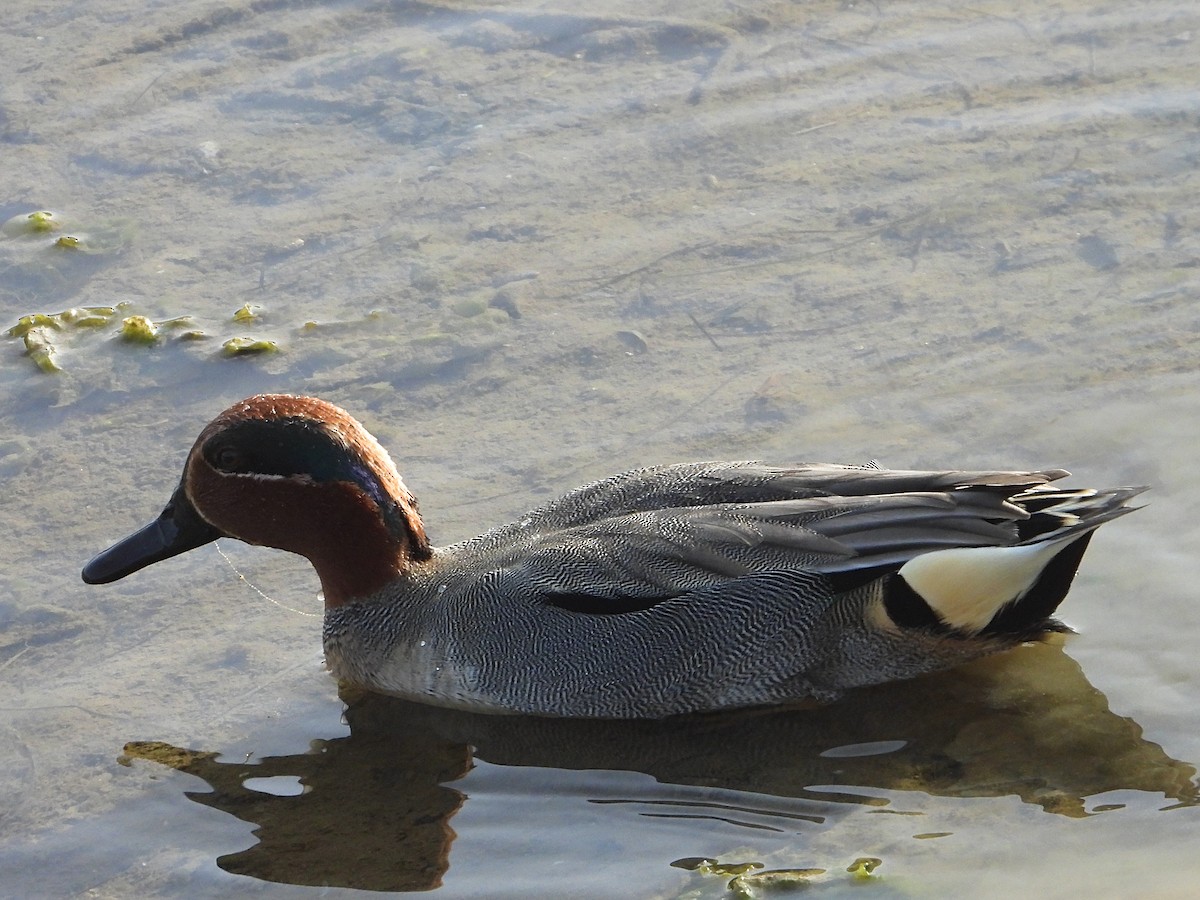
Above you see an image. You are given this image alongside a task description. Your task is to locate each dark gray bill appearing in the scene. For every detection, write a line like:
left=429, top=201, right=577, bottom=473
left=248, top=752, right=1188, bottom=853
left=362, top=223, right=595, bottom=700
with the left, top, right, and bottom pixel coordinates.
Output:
left=82, top=484, right=222, bottom=584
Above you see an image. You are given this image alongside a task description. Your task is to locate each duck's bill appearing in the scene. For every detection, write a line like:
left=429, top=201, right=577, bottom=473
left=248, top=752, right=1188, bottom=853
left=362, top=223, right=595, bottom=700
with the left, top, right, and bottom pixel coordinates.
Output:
left=82, top=485, right=222, bottom=584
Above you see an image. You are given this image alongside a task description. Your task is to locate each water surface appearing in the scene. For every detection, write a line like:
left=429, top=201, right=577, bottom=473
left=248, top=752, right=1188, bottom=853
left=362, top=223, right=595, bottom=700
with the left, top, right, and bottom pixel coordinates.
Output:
left=2, top=0, right=1198, bottom=896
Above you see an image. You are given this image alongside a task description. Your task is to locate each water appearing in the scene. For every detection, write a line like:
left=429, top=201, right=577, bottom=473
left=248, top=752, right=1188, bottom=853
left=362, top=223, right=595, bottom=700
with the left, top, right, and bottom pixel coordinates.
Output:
left=2, top=0, right=1198, bottom=895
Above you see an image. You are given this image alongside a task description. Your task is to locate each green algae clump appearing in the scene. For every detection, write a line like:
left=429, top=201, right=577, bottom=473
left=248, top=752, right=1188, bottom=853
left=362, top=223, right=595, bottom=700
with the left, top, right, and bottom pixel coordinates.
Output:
left=847, top=857, right=883, bottom=879
left=6, top=305, right=129, bottom=373
left=2, top=210, right=62, bottom=237
left=22, top=328, right=61, bottom=373
left=119, top=315, right=160, bottom=344
left=671, top=858, right=765, bottom=877
left=7, top=305, right=125, bottom=339
left=673, top=855, right=883, bottom=896
left=222, top=337, right=279, bottom=356
left=728, top=868, right=829, bottom=898
left=5, top=304, right=280, bottom=372
left=7, top=313, right=63, bottom=338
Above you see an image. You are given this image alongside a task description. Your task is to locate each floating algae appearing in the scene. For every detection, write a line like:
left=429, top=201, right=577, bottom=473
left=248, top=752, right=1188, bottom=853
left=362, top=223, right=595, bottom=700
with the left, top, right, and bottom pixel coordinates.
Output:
left=119, top=315, right=160, bottom=344
left=1, top=210, right=134, bottom=253
left=7, top=313, right=63, bottom=337
left=22, top=328, right=61, bottom=373
left=7, top=306, right=125, bottom=338
left=5, top=305, right=128, bottom=373
left=671, top=858, right=764, bottom=877
left=222, top=337, right=279, bottom=356
left=4, top=304, right=274, bottom=372
left=847, top=857, right=882, bottom=879
left=728, top=868, right=829, bottom=898
left=672, top=854, right=885, bottom=897
left=1, top=210, right=62, bottom=237
left=0, top=209, right=135, bottom=299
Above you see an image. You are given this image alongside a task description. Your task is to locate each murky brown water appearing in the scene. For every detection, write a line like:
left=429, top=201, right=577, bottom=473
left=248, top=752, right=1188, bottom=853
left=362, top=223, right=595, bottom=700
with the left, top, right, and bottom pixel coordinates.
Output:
left=2, top=0, right=1198, bottom=896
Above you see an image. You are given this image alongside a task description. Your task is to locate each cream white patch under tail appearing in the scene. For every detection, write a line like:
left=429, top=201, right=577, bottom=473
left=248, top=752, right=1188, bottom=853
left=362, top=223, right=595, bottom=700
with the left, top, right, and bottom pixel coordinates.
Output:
left=897, top=537, right=1076, bottom=633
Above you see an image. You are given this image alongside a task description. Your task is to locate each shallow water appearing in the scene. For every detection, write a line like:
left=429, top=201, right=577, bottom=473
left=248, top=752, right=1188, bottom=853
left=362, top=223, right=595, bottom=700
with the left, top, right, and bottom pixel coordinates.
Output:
left=2, top=0, right=1198, bottom=896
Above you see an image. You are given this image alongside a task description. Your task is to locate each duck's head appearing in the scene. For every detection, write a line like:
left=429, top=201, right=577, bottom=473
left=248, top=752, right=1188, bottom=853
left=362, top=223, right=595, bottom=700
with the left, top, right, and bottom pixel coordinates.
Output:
left=82, top=394, right=433, bottom=608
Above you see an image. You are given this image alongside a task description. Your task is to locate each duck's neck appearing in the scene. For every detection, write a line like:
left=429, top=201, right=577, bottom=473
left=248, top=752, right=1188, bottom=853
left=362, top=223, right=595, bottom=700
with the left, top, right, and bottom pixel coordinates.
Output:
left=302, top=483, right=432, bottom=609
left=309, top=541, right=409, bottom=609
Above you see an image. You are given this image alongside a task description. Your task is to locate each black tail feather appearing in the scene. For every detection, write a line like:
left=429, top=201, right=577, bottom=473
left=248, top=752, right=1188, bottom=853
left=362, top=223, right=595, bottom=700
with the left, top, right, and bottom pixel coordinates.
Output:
left=983, top=533, right=1095, bottom=637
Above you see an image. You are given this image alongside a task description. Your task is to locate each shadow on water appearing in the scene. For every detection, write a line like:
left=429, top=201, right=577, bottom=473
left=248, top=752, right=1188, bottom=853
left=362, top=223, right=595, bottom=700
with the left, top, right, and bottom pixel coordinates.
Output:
left=120, top=640, right=1197, bottom=892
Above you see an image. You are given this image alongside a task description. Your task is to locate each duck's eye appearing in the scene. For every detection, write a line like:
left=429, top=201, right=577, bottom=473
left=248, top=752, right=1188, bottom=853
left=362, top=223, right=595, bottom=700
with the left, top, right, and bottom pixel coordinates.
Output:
left=209, top=443, right=249, bottom=472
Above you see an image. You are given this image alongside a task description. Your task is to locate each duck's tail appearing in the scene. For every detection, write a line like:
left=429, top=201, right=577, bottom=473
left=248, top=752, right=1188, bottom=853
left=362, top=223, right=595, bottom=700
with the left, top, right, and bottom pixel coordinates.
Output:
left=889, top=484, right=1145, bottom=638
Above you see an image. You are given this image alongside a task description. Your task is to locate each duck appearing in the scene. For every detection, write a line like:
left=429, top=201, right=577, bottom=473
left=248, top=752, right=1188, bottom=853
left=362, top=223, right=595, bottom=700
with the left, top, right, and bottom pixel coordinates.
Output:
left=82, top=394, right=1143, bottom=718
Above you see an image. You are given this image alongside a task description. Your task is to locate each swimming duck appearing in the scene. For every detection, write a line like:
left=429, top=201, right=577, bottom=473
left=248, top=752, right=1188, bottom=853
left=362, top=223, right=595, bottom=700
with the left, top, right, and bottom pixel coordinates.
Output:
left=83, top=394, right=1142, bottom=718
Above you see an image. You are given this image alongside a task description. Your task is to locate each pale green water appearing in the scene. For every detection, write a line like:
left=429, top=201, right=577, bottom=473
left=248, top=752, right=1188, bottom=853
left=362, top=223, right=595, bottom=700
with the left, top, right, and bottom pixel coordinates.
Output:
left=1, top=0, right=1198, bottom=896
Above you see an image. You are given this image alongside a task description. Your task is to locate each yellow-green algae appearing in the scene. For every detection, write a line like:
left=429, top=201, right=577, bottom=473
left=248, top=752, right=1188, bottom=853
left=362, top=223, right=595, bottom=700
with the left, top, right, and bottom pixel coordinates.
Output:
left=1, top=210, right=136, bottom=303
left=222, top=337, right=279, bottom=356
left=6, top=305, right=129, bottom=373
left=674, top=854, right=885, bottom=896
left=5, top=305, right=259, bottom=371
left=22, top=328, right=61, bottom=373
left=1, top=210, right=62, bottom=237
left=847, top=857, right=882, bottom=879
left=119, top=315, right=160, bottom=344
left=2, top=209, right=134, bottom=254
left=5, top=304, right=286, bottom=371
left=2, top=295, right=502, bottom=373
left=119, top=740, right=218, bottom=769
left=7, top=306, right=126, bottom=338
left=671, top=858, right=764, bottom=877
left=728, top=868, right=829, bottom=898
left=8, top=313, right=64, bottom=337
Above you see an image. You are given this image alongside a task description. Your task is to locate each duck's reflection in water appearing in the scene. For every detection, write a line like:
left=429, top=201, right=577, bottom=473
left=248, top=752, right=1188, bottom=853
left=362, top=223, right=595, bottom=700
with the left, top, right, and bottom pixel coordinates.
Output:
left=122, top=641, right=1197, bottom=891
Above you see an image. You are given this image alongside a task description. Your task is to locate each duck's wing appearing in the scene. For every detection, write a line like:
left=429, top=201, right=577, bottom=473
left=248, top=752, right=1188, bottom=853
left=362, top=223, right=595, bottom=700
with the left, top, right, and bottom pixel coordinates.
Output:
left=487, top=476, right=1142, bottom=625
left=516, top=462, right=1070, bottom=532
left=497, top=487, right=1030, bottom=614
